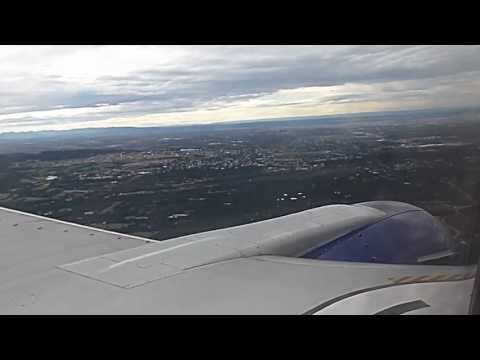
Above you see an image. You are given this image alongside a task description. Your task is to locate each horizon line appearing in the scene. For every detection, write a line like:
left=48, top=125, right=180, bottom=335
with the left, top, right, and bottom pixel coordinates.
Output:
left=1, top=105, right=477, bottom=136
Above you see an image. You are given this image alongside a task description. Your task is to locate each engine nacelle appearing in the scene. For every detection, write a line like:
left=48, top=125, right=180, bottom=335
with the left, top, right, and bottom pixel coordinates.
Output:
left=301, top=201, right=464, bottom=265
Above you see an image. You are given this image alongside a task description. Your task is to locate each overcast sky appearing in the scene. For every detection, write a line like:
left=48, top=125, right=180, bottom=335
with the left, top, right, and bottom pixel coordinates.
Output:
left=0, top=45, right=479, bottom=133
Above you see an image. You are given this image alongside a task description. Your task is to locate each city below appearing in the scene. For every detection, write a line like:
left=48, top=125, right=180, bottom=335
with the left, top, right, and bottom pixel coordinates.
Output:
left=1, top=108, right=479, bottom=260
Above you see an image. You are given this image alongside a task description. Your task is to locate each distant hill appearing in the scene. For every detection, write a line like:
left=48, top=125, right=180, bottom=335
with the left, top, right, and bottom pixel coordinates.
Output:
left=0, top=106, right=478, bottom=142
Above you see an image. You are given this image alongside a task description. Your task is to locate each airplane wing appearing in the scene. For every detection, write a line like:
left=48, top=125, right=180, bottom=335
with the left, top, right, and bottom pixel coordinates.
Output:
left=0, top=205, right=476, bottom=314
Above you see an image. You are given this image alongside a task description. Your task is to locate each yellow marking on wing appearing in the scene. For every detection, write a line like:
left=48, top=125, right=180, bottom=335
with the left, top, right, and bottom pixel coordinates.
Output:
left=389, top=272, right=474, bottom=284
left=393, top=276, right=413, bottom=284
left=429, top=274, right=448, bottom=281
left=446, top=274, right=462, bottom=280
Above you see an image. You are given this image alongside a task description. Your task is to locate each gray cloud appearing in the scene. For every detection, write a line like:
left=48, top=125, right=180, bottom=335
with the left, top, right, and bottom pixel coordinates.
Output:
left=0, top=45, right=479, bottom=132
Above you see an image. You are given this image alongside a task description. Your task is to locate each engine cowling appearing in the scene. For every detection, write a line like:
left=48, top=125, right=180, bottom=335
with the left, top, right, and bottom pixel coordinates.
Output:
left=301, top=201, right=463, bottom=265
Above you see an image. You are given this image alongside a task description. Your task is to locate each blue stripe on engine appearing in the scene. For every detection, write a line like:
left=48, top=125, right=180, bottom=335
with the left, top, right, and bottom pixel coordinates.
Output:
left=301, top=209, right=450, bottom=265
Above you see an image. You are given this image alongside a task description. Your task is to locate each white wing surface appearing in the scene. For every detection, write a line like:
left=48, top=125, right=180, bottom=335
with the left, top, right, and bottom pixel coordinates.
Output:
left=0, top=206, right=476, bottom=314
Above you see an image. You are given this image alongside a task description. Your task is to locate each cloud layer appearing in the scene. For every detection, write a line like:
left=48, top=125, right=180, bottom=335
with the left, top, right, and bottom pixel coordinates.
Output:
left=0, top=45, right=479, bottom=132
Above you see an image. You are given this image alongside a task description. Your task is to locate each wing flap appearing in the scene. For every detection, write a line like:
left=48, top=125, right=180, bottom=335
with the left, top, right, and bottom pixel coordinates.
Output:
left=59, top=257, right=182, bottom=288
left=58, top=237, right=244, bottom=288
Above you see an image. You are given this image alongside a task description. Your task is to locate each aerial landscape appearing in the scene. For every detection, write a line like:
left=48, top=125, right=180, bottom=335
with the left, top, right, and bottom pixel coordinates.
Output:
left=1, top=45, right=480, bottom=314
left=1, top=107, right=479, bottom=263
left=1, top=45, right=480, bottom=261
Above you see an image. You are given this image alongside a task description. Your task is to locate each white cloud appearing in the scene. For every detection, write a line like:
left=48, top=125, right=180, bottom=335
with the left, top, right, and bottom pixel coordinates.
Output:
left=0, top=45, right=479, bottom=133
